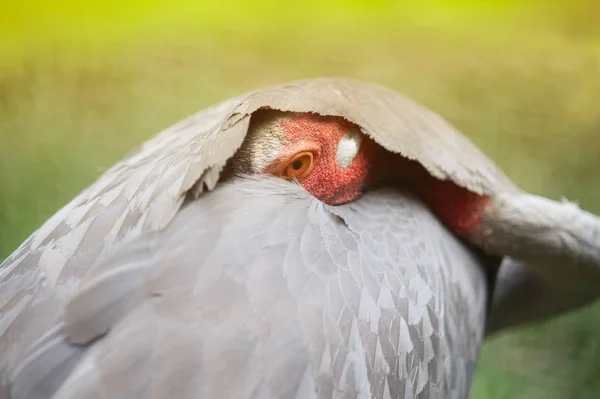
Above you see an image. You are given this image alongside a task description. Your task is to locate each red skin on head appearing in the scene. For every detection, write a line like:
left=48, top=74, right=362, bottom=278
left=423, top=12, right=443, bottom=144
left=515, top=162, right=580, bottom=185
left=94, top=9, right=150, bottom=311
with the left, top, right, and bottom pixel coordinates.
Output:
left=267, top=114, right=489, bottom=238
left=266, top=113, right=374, bottom=205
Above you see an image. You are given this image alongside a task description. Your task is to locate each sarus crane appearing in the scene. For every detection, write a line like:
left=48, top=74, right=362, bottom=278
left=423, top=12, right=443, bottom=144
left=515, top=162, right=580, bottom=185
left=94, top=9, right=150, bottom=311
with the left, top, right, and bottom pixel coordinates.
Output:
left=1, top=78, right=599, bottom=399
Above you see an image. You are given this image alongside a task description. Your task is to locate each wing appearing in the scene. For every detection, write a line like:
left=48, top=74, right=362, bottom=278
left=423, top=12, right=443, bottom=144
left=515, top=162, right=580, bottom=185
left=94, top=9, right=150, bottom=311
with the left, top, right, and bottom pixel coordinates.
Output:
left=0, top=78, right=512, bottom=394
left=5, top=177, right=490, bottom=399
left=0, top=95, right=248, bottom=394
left=2, top=77, right=594, bottom=396
left=230, top=78, right=516, bottom=195
left=0, top=78, right=515, bottom=291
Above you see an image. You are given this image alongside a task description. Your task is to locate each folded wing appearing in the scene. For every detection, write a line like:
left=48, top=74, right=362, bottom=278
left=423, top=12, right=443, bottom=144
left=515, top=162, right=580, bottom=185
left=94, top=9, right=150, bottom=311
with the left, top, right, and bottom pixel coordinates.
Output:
left=6, top=177, right=490, bottom=399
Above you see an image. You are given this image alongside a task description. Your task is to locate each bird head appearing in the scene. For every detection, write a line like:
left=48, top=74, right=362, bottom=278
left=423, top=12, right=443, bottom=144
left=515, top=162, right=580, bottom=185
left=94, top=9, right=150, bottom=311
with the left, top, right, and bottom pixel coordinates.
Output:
left=231, top=109, right=489, bottom=237
left=231, top=110, right=381, bottom=205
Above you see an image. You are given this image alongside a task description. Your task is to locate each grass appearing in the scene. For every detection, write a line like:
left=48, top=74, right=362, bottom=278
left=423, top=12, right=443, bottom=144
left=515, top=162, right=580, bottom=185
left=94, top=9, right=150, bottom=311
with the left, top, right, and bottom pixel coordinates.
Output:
left=1, top=1, right=600, bottom=397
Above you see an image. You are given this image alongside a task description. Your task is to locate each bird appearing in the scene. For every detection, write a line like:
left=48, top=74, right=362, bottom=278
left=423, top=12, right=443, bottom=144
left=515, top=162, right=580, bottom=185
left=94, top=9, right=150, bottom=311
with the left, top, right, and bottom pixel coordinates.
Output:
left=1, top=78, right=599, bottom=398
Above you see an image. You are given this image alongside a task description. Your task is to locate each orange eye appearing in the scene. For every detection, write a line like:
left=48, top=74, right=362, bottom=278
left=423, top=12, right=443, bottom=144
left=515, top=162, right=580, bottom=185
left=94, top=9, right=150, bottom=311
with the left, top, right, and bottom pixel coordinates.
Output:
left=280, top=152, right=314, bottom=180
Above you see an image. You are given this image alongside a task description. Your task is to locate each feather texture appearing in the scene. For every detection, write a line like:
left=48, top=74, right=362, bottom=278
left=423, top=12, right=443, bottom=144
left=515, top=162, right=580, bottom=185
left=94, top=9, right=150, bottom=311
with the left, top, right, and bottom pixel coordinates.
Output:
left=1, top=79, right=511, bottom=396
left=0, top=78, right=515, bottom=303
left=5, top=178, right=490, bottom=399
left=2, top=77, right=598, bottom=398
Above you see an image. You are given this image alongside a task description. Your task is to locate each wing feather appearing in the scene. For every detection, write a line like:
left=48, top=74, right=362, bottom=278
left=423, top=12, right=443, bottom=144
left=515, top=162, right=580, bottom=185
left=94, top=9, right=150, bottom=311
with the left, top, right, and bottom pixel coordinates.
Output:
left=1, top=78, right=515, bottom=294
left=7, top=177, right=490, bottom=399
left=0, top=78, right=521, bottom=397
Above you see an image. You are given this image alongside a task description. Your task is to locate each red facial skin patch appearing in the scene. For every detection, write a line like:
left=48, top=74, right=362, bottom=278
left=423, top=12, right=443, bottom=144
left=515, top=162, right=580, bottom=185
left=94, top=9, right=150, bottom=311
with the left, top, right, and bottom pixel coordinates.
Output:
left=363, top=147, right=490, bottom=237
left=419, top=180, right=490, bottom=237
left=268, top=113, right=489, bottom=238
left=266, top=113, right=374, bottom=205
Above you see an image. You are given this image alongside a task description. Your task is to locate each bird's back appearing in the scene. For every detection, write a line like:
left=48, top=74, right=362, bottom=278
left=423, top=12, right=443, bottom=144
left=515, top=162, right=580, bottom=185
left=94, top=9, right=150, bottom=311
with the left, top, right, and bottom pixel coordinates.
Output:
left=1, top=177, right=490, bottom=399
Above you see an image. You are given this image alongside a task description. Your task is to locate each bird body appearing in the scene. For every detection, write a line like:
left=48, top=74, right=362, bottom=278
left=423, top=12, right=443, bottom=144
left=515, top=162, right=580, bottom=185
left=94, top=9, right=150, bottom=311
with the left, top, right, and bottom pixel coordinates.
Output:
left=1, top=78, right=599, bottom=398
left=3, top=178, right=491, bottom=398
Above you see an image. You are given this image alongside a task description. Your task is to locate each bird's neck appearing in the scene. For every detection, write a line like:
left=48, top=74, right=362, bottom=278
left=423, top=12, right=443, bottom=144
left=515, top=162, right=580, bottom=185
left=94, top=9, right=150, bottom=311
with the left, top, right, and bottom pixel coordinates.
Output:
left=367, top=148, right=490, bottom=237
left=367, top=145, right=600, bottom=288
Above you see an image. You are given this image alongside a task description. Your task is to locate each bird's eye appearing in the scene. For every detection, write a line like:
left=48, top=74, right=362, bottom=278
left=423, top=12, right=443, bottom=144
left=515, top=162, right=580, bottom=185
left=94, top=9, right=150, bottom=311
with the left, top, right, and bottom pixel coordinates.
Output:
left=280, top=152, right=314, bottom=180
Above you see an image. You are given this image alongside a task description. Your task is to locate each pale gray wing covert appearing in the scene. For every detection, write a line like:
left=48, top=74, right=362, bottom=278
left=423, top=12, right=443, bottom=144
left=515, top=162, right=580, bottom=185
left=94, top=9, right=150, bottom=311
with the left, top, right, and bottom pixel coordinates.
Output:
left=2, top=77, right=596, bottom=377
left=2, top=76, right=596, bottom=399
left=0, top=97, right=247, bottom=394
left=1, top=77, right=512, bottom=298
left=8, top=177, right=489, bottom=399
left=1, top=79, right=500, bottom=390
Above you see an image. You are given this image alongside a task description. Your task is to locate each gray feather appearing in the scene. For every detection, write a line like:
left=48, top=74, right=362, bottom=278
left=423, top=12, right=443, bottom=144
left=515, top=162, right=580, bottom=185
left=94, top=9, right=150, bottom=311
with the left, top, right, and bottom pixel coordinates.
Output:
left=5, top=177, right=489, bottom=398
left=2, top=77, right=597, bottom=399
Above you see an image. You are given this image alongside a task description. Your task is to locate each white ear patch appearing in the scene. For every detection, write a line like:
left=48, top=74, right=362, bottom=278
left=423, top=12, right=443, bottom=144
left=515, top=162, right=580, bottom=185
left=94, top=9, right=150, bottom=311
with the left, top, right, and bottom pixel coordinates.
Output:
left=336, top=128, right=362, bottom=169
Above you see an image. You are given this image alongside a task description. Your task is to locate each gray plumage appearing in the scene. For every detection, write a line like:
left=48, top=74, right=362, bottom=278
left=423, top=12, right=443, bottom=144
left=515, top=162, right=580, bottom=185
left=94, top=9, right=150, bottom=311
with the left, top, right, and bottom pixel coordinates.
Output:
left=2, top=77, right=600, bottom=398
left=4, top=178, right=491, bottom=399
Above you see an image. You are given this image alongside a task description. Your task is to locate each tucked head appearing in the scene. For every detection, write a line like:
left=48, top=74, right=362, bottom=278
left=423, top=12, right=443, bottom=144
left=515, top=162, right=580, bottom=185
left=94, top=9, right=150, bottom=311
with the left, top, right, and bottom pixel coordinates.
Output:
left=230, top=109, right=488, bottom=237
left=231, top=110, right=383, bottom=205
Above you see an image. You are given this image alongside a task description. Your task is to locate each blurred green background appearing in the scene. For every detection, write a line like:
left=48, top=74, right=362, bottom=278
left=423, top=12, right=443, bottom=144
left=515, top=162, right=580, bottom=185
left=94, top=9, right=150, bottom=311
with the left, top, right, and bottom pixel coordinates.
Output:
left=1, top=1, right=599, bottom=397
